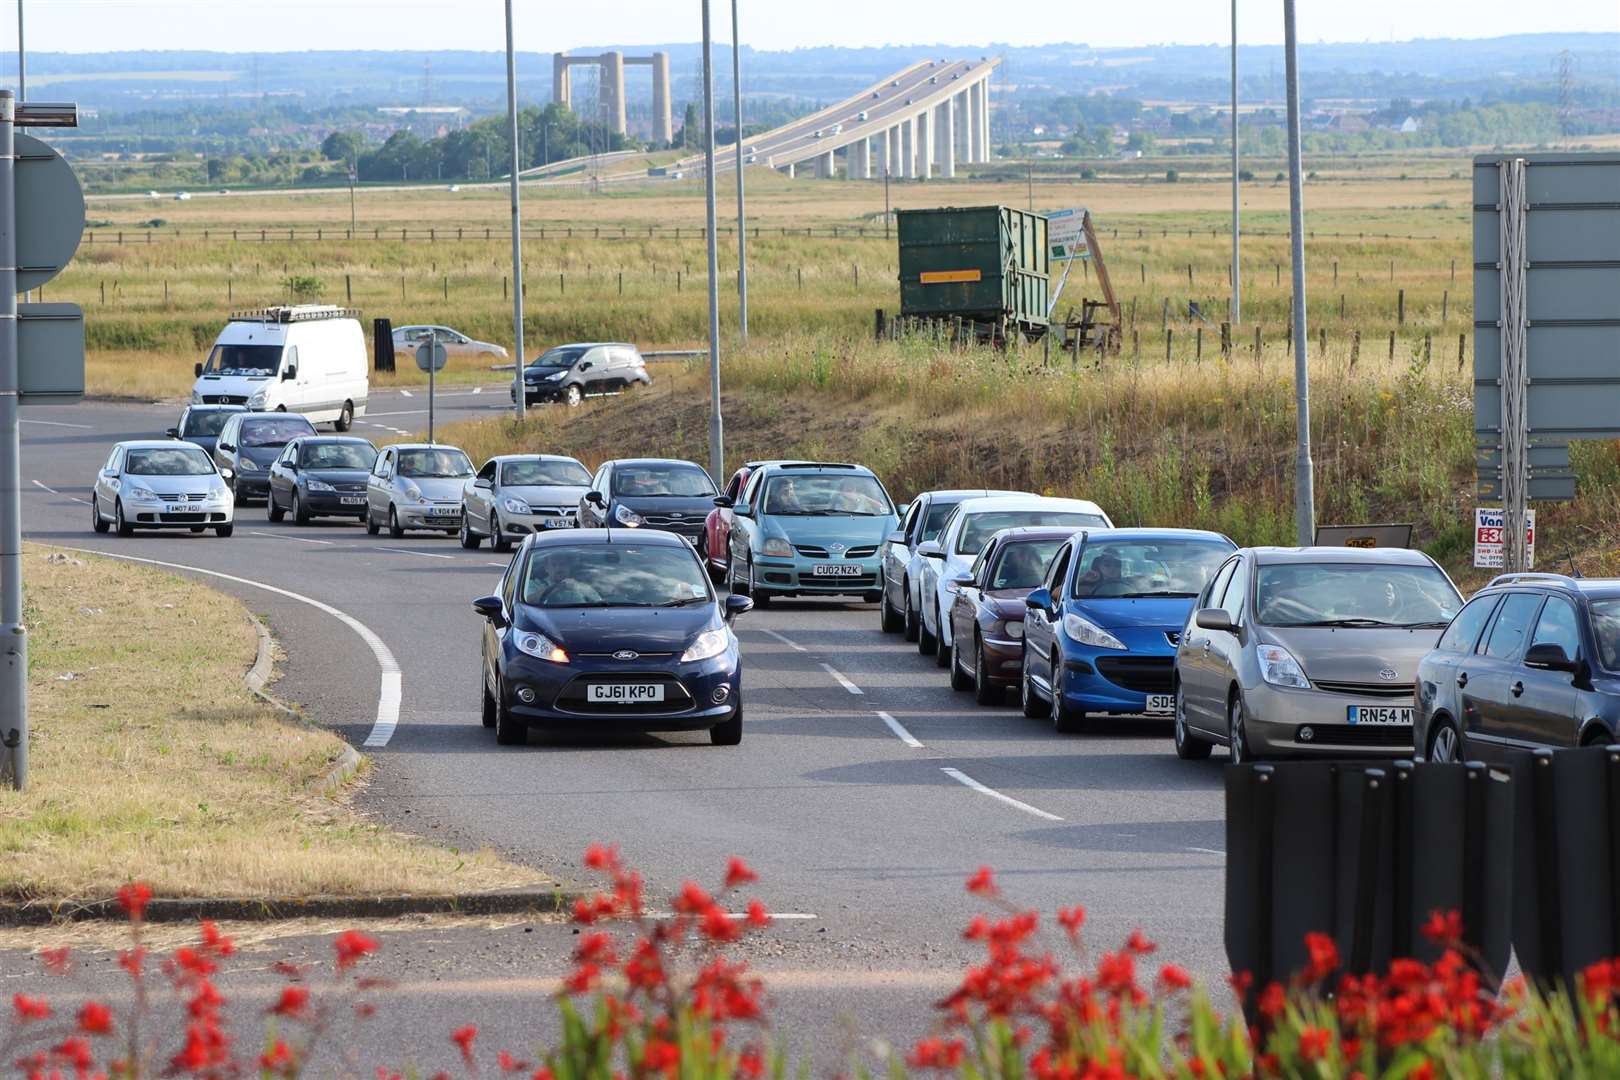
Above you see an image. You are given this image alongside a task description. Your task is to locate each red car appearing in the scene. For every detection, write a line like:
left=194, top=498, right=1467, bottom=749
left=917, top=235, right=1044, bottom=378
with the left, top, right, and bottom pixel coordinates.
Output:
left=703, top=462, right=768, bottom=582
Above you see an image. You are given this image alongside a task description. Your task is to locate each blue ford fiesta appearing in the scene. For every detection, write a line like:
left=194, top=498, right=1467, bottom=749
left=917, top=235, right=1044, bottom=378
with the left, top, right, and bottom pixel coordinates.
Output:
left=1020, top=528, right=1236, bottom=733
left=474, top=529, right=752, bottom=746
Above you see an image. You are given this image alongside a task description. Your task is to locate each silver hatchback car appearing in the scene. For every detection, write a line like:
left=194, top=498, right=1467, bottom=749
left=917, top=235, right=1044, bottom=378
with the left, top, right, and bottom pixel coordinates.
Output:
left=1173, top=546, right=1463, bottom=762
left=365, top=443, right=476, bottom=538
left=92, top=441, right=235, bottom=538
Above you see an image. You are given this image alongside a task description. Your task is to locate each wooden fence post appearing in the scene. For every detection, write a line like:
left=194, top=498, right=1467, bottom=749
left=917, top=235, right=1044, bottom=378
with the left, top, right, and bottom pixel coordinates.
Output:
left=560, top=272, right=566, bottom=294
left=1132, top=329, right=1140, bottom=358
left=1161, top=297, right=1170, bottom=330
left=1333, top=259, right=1338, bottom=284
left=618, top=271, right=623, bottom=295
left=1195, top=326, right=1202, bottom=362
left=1397, top=289, right=1405, bottom=325
left=1318, top=327, right=1326, bottom=356
left=1166, top=328, right=1174, bottom=362
left=1220, top=321, right=1231, bottom=359
left=1458, top=333, right=1468, bottom=371
left=1388, top=330, right=1396, bottom=361
left=1187, top=264, right=1194, bottom=287
left=1351, top=329, right=1360, bottom=368
left=1339, top=293, right=1346, bottom=319
left=345, top=275, right=352, bottom=303
left=99, top=281, right=105, bottom=304
left=1441, top=290, right=1448, bottom=322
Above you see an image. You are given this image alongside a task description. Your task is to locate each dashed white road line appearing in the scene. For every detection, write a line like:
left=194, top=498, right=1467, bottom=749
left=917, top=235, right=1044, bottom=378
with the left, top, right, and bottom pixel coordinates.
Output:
left=358, top=408, right=427, bottom=418
left=1186, top=846, right=1225, bottom=856
left=54, top=545, right=404, bottom=749
left=758, top=628, right=806, bottom=652
left=398, top=389, right=414, bottom=397
left=876, top=710, right=924, bottom=748
left=940, top=767, right=1064, bottom=822
left=19, top=418, right=93, bottom=429
left=246, top=530, right=335, bottom=546
left=486, top=561, right=510, bottom=568
left=377, top=546, right=456, bottom=560
left=820, top=663, right=863, bottom=695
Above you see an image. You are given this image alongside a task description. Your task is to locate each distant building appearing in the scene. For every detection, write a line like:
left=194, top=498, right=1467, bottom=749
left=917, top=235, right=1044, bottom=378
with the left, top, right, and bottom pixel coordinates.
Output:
left=1329, top=114, right=1369, bottom=134
left=1393, top=116, right=1422, bottom=133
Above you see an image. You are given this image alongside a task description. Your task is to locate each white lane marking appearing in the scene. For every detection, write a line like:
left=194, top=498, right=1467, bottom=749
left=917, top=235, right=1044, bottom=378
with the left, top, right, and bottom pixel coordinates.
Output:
left=33, top=479, right=88, bottom=504
left=19, top=418, right=94, bottom=429
left=377, top=546, right=456, bottom=560
left=487, top=561, right=509, bottom=568
left=246, top=530, right=335, bottom=546
left=759, top=628, right=806, bottom=652
left=1186, top=847, right=1226, bottom=856
left=398, top=389, right=414, bottom=397
left=940, top=767, right=1064, bottom=822
left=471, top=387, right=482, bottom=395
left=356, top=408, right=427, bottom=418
left=820, top=663, right=863, bottom=695
left=877, top=710, right=924, bottom=749
left=54, top=546, right=404, bottom=749
left=642, top=911, right=818, bottom=921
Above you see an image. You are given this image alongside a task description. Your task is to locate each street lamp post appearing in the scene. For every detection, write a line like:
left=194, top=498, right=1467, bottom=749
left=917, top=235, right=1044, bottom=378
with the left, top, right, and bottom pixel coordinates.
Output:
left=1230, top=0, right=1240, bottom=325
left=1283, top=0, right=1313, bottom=544
left=701, top=0, right=725, bottom=483
left=503, top=0, right=526, bottom=420
left=731, top=0, right=748, bottom=340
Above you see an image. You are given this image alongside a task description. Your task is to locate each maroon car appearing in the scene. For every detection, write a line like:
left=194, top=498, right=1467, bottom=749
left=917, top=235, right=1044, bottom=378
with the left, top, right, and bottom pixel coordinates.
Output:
left=946, top=526, right=1085, bottom=706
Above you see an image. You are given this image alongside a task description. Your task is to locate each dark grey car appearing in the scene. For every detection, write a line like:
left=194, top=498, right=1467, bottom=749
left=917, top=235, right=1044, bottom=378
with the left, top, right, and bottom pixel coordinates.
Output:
left=167, top=404, right=247, bottom=458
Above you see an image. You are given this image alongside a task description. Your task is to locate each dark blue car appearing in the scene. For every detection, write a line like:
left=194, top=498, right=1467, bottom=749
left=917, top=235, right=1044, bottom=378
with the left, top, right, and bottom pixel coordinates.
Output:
left=1019, top=528, right=1236, bottom=733
left=473, top=529, right=752, bottom=746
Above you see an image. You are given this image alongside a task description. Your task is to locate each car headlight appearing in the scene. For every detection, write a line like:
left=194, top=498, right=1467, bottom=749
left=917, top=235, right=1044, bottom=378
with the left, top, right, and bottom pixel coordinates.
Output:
left=237, top=458, right=262, bottom=472
left=501, top=496, right=533, bottom=515
left=615, top=504, right=643, bottom=527
left=128, top=485, right=159, bottom=501
left=207, top=486, right=229, bottom=502
left=403, top=483, right=423, bottom=502
left=1004, top=619, right=1024, bottom=640
left=1257, top=644, right=1312, bottom=689
left=545, top=370, right=567, bottom=381
left=681, top=627, right=731, bottom=663
left=190, top=390, right=202, bottom=404
left=306, top=478, right=336, bottom=493
left=1062, top=612, right=1127, bottom=651
left=760, top=537, right=793, bottom=557
left=247, top=388, right=268, bottom=407
left=513, top=630, right=568, bottom=663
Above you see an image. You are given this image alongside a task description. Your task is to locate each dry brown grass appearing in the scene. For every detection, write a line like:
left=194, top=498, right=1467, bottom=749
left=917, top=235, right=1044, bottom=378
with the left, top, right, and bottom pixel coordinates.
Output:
left=0, top=546, right=544, bottom=903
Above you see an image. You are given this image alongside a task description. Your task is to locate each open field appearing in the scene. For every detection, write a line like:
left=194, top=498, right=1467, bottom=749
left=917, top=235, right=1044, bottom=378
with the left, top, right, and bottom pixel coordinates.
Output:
left=0, top=547, right=543, bottom=902
left=64, top=163, right=1473, bottom=400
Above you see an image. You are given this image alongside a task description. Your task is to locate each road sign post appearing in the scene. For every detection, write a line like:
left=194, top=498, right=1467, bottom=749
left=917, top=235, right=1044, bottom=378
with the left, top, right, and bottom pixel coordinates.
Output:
left=1, top=91, right=82, bottom=791
left=415, top=331, right=448, bottom=445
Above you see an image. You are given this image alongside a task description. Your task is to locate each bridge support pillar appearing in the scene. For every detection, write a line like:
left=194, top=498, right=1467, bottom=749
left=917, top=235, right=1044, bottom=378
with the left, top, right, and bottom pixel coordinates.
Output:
left=817, top=150, right=836, bottom=179
left=916, top=109, right=932, bottom=179
left=852, top=137, right=871, bottom=180
left=938, top=100, right=955, bottom=177
left=601, top=51, right=626, bottom=135
left=900, top=118, right=914, bottom=179
left=651, top=52, right=672, bottom=144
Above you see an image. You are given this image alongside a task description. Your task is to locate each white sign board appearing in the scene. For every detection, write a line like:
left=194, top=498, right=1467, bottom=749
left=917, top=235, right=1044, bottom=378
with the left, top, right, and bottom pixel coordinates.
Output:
left=1046, top=207, right=1090, bottom=262
left=1473, top=507, right=1536, bottom=569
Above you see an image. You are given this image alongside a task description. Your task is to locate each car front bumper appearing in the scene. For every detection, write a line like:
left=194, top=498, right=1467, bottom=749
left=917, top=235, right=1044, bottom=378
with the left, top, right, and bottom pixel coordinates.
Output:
left=127, top=498, right=233, bottom=527
left=978, top=631, right=1024, bottom=684
left=230, top=473, right=270, bottom=501
left=495, top=510, right=578, bottom=538
left=499, top=649, right=741, bottom=730
left=1055, top=626, right=1178, bottom=716
left=398, top=504, right=463, bottom=531
left=302, top=490, right=370, bottom=516
left=752, top=556, right=880, bottom=596
left=1243, top=682, right=1417, bottom=757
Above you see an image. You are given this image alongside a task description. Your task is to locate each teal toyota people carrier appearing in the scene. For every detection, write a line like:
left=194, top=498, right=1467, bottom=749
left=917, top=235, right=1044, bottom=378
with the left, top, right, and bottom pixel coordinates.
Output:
left=719, top=461, right=900, bottom=607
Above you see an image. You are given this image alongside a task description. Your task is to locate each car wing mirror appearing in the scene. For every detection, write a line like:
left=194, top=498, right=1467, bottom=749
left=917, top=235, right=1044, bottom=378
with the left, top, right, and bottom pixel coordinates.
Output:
left=1524, top=642, right=1579, bottom=673
left=1195, top=608, right=1235, bottom=633
left=1024, top=587, right=1052, bottom=611
left=712, top=494, right=734, bottom=508
left=472, top=595, right=506, bottom=625
left=282, top=365, right=298, bottom=381
left=585, top=490, right=606, bottom=508
left=724, top=594, right=754, bottom=622
left=885, top=530, right=906, bottom=545
left=194, top=362, right=204, bottom=377
left=164, top=427, right=179, bottom=438
left=474, top=477, right=492, bottom=489
left=951, top=573, right=976, bottom=589
left=916, top=540, right=943, bottom=559
left=732, top=502, right=751, bottom=517
left=895, top=502, right=909, bottom=518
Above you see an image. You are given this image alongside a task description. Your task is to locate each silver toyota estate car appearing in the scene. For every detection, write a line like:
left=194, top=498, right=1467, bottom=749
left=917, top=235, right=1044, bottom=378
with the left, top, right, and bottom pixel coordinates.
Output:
left=1172, top=546, right=1462, bottom=762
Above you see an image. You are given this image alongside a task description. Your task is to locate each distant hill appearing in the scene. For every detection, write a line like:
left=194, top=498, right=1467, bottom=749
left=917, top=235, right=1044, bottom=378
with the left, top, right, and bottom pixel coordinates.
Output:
left=12, top=33, right=1617, bottom=114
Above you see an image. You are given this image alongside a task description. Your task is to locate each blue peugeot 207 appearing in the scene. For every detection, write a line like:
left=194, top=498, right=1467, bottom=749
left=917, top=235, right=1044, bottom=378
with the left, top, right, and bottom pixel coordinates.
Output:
left=1019, top=528, right=1236, bottom=733
left=473, top=529, right=753, bottom=746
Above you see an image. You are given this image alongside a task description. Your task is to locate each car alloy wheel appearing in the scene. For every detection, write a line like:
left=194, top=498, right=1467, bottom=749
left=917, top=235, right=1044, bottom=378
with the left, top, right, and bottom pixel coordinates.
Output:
left=365, top=506, right=380, bottom=535
left=1051, top=655, right=1086, bottom=734
left=933, top=605, right=951, bottom=668
left=267, top=491, right=285, bottom=522
left=917, top=599, right=937, bottom=656
left=949, top=632, right=973, bottom=691
left=1173, top=680, right=1213, bottom=760
left=1428, top=721, right=1460, bottom=763
left=1228, top=694, right=1251, bottom=764
left=91, top=496, right=109, bottom=533
left=115, top=499, right=134, bottom=537
left=460, top=515, right=481, bottom=550
left=490, top=512, right=511, bottom=553
left=748, top=561, right=770, bottom=607
left=292, top=490, right=311, bottom=525
left=1020, top=646, right=1048, bottom=719
left=335, top=401, right=354, bottom=432
left=973, top=637, right=1001, bottom=707
left=902, top=584, right=920, bottom=643
left=565, top=385, right=583, bottom=407
left=388, top=505, right=405, bottom=539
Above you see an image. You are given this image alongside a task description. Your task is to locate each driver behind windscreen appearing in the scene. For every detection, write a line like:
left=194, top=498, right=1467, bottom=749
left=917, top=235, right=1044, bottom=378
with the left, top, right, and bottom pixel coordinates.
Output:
left=529, top=549, right=605, bottom=606
left=1076, top=551, right=1130, bottom=597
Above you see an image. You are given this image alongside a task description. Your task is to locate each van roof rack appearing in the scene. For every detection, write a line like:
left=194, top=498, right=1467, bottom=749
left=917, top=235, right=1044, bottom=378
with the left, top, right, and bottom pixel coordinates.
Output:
left=229, top=305, right=361, bottom=324
left=1486, top=572, right=1583, bottom=589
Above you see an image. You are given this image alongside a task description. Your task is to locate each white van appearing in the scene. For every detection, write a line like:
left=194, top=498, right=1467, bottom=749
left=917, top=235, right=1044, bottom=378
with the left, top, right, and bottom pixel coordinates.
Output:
left=190, top=306, right=368, bottom=431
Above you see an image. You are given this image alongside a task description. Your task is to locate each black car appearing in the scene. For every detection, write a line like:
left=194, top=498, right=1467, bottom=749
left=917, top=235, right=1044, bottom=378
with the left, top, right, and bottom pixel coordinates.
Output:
left=513, top=342, right=652, bottom=407
left=578, top=458, right=717, bottom=548
left=212, top=412, right=318, bottom=504
left=166, top=404, right=247, bottom=458
left=472, top=529, right=752, bottom=746
left=267, top=436, right=378, bottom=524
left=1415, top=572, right=1620, bottom=762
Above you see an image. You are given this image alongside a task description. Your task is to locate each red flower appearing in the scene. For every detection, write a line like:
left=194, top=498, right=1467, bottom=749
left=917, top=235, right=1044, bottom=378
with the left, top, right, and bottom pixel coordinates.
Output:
left=39, top=946, right=71, bottom=974
left=497, top=1050, right=531, bottom=1073
left=199, top=920, right=235, bottom=956
left=965, top=866, right=998, bottom=896
left=1157, top=964, right=1193, bottom=992
left=1126, top=929, right=1157, bottom=955
left=261, top=1040, right=298, bottom=1075
left=334, top=930, right=379, bottom=971
left=642, top=1037, right=680, bottom=1076
left=1302, top=931, right=1339, bottom=982
left=451, top=1024, right=479, bottom=1065
left=13, top=993, right=51, bottom=1021
left=50, top=1036, right=94, bottom=1073
left=745, top=898, right=770, bottom=928
left=1228, top=970, right=1254, bottom=998
left=725, top=856, right=759, bottom=889
left=702, top=905, right=743, bottom=943
left=1298, top=1025, right=1332, bottom=1062
left=76, top=1001, right=114, bottom=1035
left=583, top=843, right=619, bottom=871
left=1420, top=909, right=1464, bottom=948
left=531, top=1070, right=555, bottom=1080
left=270, top=985, right=310, bottom=1018
left=908, top=1037, right=967, bottom=1069
left=1409, top=1063, right=1435, bottom=1080
left=738, top=1048, right=765, bottom=1079
left=118, top=947, right=146, bottom=978
left=117, top=882, right=153, bottom=921
left=673, top=881, right=714, bottom=915
left=1057, top=906, right=1087, bottom=939
left=1258, top=981, right=1287, bottom=1020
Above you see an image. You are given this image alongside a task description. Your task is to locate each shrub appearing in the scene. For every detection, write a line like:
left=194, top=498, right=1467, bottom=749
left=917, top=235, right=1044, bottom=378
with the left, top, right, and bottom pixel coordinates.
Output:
left=282, top=275, right=324, bottom=301
left=1165, top=168, right=1180, bottom=183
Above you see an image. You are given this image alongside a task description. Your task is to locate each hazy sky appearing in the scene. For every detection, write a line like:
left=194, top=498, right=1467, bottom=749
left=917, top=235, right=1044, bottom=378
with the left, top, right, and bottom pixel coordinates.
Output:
left=14, top=0, right=1618, bottom=53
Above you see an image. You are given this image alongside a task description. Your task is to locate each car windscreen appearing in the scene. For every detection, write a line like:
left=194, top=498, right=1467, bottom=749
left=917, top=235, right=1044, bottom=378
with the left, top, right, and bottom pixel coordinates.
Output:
left=300, top=442, right=377, bottom=470
left=612, top=465, right=715, bottom=498
left=203, top=344, right=282, bottom=376
left=239, top=417, right=316, bottom=448
left=1072, top=538, right=1233, bottom=599
left=520, top=545, right=712, bottom=608
left=126, top=447, right=215, bottom=476
left=503, top=460, right=591, bottom=487
left=988, top=539, right=1067, bottom=590
left=181, top=410, right=235, bottom=437
left=397, top=449, right=474, bottom=479
left=1592, top=599, right=1620, bottom=671
left=922, top=500, right=962, bottom=542
left=528, top=346, right=589, bottom=370
left=956, top=511, right=1107, bottom=555
left=1254, top=563, right=1462, bottom=628
left=762, top=474, right=892, bottom=516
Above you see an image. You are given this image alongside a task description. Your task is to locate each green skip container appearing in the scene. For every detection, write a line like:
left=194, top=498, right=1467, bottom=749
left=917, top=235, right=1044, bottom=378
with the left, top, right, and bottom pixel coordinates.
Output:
left=896, top=205, right=1050, bottom=342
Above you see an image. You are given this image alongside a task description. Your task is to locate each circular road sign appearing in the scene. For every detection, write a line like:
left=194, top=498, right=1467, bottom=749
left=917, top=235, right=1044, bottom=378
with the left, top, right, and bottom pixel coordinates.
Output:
left=15, top=132, right=85, bottom=292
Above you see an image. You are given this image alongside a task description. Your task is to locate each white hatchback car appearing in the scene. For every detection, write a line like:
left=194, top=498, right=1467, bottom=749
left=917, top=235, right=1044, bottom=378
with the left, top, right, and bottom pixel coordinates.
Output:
left=92, top=441, right=235, bottom=538
left=914, top=496, right=1112, bottom=666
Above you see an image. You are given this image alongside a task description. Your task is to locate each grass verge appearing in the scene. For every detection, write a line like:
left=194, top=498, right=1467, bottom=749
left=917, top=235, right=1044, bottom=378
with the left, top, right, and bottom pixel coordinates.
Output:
left=0, top=545, right=544, bottom=904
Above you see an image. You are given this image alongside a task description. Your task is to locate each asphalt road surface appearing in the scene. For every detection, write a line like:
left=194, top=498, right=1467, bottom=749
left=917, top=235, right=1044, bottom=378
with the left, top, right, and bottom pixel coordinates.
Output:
left=10, top=390, right=1233, bottom=1067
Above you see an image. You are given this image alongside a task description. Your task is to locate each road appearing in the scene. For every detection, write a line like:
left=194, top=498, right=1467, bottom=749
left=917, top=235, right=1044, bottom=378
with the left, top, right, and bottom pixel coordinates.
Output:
left=9, top=390, right=1232, bottom=1067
